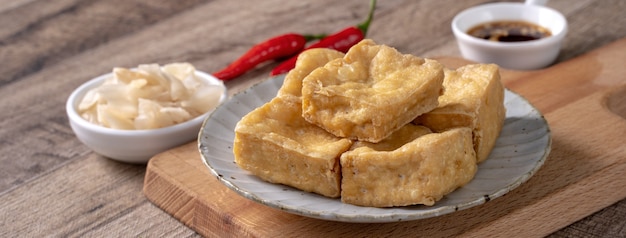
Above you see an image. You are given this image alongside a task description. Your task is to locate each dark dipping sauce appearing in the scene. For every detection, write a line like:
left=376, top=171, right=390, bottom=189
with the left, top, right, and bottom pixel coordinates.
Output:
left=467, top=20, right=552, bottom=42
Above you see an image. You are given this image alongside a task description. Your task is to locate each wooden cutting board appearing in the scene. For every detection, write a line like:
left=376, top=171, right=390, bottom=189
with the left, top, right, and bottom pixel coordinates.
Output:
left=143, top=38, right=626, bottom=237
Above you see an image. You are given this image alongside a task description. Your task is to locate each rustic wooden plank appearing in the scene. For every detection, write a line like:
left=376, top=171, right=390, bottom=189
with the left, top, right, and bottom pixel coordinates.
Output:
left=0, top=0, right=208, bottom=86
left=0, top=152, right=200, bottom=237
left=0, top=0, right=209, bottom=193
left=554, top=0, right=626, bottom=61
left=551, top=200, right=626, bottom=237
left=0, top=0, right=80, bottom=39
left=2, top=153, right=140, bottom=235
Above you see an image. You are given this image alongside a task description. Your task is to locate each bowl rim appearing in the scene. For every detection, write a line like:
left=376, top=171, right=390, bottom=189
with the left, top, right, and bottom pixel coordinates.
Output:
left=451, top=2, right=568, bottom=49
left=66, top=69, right=227, bottom=137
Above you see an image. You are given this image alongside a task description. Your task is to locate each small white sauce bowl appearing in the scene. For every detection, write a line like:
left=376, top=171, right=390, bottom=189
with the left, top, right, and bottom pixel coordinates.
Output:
left=66, top=70, right=227, bottom=164
left=452, top=2, right=568, bottom=70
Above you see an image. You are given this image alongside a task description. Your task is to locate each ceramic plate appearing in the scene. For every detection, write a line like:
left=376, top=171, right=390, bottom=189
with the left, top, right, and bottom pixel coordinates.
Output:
left=198, top=75, right=551, bottom=223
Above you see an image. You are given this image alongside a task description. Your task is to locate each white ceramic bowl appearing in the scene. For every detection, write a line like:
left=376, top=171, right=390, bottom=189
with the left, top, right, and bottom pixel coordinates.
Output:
left=66, top=70, right=227, bottom=164
left=452, top=2, right=568, bottom=70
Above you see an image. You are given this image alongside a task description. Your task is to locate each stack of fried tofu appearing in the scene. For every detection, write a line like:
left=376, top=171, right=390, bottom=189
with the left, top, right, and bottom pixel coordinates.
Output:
left=233, top=39, right=505, bottom=207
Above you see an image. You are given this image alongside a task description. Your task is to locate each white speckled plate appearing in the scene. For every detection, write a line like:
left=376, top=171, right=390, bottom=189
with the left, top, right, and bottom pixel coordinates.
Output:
left=198, top=75, right=551, bottom=223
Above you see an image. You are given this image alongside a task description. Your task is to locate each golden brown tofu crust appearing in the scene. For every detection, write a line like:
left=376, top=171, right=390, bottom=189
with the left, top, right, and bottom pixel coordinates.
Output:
left=235, top=48, right=353, bottom=198
left=415, top=64, right=505, bottom=163
left=301, top=39, right=444, bottom=143
left=277, top=48, right=345, bottom=98
left=340, top=126, right=477, bottom=207
left=234, top=96, right=352, bottom=198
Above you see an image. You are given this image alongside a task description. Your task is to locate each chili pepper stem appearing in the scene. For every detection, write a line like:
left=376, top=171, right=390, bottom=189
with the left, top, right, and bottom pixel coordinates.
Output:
left=357, top=0, right=377, bottom=35
left=303, top=34, right=327, bottom=42
left=268, top=0, right=377, bottom=76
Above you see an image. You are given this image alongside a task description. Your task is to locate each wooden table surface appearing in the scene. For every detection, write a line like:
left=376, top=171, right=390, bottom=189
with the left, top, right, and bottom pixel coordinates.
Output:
left=1, top=0, right=625, bottom=237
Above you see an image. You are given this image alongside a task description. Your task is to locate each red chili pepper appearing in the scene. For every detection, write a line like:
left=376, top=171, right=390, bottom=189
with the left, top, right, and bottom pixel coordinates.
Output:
left=213, top=33, right=321, bottom=81
left=269, top=0, right=376, bottom=76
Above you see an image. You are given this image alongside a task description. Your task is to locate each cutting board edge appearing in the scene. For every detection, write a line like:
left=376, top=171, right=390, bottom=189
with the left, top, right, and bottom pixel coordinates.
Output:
left=463, top=160, right=626, bottom=237
left=143, top=156, right=197, bottom=228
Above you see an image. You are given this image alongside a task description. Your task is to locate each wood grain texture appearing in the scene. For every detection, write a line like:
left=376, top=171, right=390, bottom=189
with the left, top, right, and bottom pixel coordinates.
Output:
left=1, top=0, right=626, bottom=237
left=143, top=39, right=626, bottom=237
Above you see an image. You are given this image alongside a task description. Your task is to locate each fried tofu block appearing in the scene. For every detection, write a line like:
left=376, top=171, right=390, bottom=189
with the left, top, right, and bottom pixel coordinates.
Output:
left=340, top=126, right=477, bottom=207
left=277, top=48, right=345, bottom=98
left=233, top=96, right=353, bottom=198
left=414, top=64, right=505, bottom=163
left=301, top=39, right=444, bottom=143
